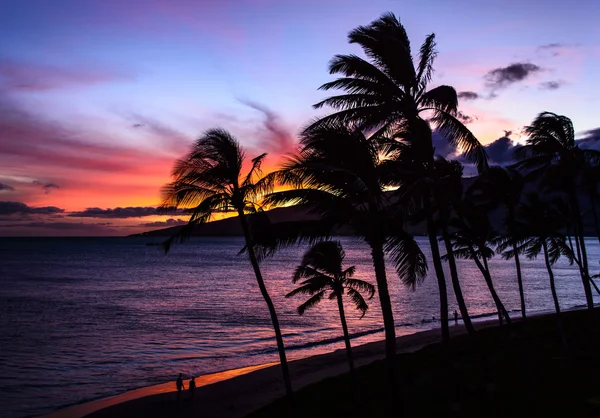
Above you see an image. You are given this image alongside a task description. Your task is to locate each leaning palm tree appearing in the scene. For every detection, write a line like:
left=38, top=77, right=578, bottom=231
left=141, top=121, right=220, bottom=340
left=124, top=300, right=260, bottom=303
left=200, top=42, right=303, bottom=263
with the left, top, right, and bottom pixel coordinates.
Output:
left=468, top=167, right=527, bottom=319
left=286, top=241, right=375, bottom=371
left=514, top=112, right=600, bottom=310
left=428, top=157, right=476, bottom=334
left=258, top=122, right=427, bottom=389
left=306, top=12, right=488, bottom=342
left=160, top=128, right=293, bottom=402
left=505, top=193, right=571, bottom=346
left=447, top=201, right=512, bottom=326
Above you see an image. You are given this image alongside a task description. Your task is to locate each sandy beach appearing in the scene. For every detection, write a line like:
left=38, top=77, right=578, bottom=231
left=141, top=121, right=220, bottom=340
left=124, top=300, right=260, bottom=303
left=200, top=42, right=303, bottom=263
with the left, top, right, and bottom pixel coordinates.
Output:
left=44, top=322, right=493, bottom=418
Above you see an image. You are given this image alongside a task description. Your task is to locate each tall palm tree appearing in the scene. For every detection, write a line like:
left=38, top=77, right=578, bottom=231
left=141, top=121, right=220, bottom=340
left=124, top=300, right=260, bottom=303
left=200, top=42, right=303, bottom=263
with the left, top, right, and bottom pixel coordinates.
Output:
left=505, top=193, right=571, bottom=345
left=160, top=128, right=294, bottom=402
left=305, top=12, right=488, bottom=342
left=468, top=167, right=527, bottom=319
left=514, top=112, right=600, bottom=310
left=286, top=241, right=375, bottom=372
left=259, top=122, right=427, bottom=388
left=447, top=201, right=512, bottom=325
left=581, top=164, right=600, bottom=246
left=429, top=157, right=476, bottom=334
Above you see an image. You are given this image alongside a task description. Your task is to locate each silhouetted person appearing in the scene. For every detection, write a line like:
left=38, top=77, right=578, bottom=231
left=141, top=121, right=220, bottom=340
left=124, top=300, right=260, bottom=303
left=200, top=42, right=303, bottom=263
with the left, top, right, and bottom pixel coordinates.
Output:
left=189, top=376, right=196, bottom=399
left=454, top=310, right=459, bottom=325
left=176, top=373, right=185, bottom=401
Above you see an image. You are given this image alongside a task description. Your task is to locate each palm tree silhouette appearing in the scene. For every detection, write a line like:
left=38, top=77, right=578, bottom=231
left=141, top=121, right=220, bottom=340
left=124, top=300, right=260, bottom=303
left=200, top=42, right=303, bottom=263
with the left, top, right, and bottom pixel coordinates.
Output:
left=160, top=128, right=294, bottom=402
left=260, top=122, right=427, bottom=388
left=506, top=193, right=571, bottom=345
left=305, top=12, right=488, bottom=343
left=468, top=167, right=527, bottom=319
left=515, top=112, right=600, bottom=310
left=286, top=241, right=375, bottom=371
left=447, top=200, right=512, bottom=326
left=429, top=158, right=476, bottom=334
left=581, top=164, right=600, bottom=246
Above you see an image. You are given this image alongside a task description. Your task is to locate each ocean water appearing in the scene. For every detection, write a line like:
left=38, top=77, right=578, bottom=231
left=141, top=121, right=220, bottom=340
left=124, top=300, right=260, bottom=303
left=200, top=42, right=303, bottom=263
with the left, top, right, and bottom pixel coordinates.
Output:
left=1, top=236, right=598, bottom=417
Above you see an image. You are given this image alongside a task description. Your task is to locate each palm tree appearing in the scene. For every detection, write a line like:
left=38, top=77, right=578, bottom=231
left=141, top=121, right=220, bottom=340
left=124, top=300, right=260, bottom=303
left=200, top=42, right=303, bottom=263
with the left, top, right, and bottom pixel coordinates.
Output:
left=429, top=157, right=476, bottom=334
left=447, top=201, right=512, bottom=326
left=259, top=122, right=427, bottom=388
left=468, top=167, right=527, bottom=319
left=160, top=128, right=294, bottom=402
left=505, top=193, right=571, bottom=345
left=514, top=112, right=600, bottom=310
left=581, top=164, right=600, bottom=246
left=305, top=12, right=488, bottom=342
left=286, top=241, right=375, bottom=371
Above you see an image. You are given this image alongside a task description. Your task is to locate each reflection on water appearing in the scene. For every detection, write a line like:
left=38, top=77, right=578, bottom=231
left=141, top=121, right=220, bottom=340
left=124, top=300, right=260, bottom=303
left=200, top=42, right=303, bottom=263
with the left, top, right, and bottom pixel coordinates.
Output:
left=1, top=236, right=598, bottom=417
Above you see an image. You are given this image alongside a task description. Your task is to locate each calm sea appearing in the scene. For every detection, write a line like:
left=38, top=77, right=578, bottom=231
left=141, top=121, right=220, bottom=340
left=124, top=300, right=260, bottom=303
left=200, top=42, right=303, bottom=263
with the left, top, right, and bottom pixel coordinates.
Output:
left=1, top=236, right=598, bottom=417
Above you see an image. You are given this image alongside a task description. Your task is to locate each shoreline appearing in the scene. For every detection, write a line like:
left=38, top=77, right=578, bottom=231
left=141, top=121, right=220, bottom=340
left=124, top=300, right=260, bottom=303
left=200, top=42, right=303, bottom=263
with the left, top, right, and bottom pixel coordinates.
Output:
left=43, top=319, right=498, bottom=418
left=42, top=306, right=587, bottom=418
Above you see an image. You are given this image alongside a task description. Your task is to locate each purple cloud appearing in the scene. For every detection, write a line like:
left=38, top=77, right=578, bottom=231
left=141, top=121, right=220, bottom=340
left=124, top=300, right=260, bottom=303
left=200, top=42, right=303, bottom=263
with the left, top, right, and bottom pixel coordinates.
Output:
left=141, top=218, right=187, bottom=227
left=0, top=201, right=64, bottom=215
left=485, top=63, right=542, bottom=90
left=68, top=206, right=161, bottom=218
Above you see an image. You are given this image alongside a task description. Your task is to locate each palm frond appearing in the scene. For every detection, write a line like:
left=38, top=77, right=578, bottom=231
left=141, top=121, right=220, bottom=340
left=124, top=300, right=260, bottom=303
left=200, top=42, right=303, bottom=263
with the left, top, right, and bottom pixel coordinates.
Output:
left=346, top=288, right=369, bottom=317
left=420, top=85, right=457, bottom=115
left=344, top=278, right=376, bottom=299
left=416, top=33, right=437, bottom=89
left=297, top=290, right=326, bottom=315
left=430, top=111, right=488, bottom=173
left=385, top=226, right=427, bottom=290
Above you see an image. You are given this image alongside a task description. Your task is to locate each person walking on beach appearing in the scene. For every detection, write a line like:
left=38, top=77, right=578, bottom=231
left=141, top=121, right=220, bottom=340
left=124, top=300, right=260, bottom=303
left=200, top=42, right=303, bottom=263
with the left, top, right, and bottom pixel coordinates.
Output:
left=189, top=376, right=196, bottom=400
left=176, top=373, right=185, bottom=401
left=454, top=310, right=459, bottom=325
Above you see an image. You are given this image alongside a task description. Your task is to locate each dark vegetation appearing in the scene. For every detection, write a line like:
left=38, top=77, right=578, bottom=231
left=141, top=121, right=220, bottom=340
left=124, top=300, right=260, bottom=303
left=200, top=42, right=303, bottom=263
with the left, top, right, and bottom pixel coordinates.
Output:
left=249, top=309, right=600, bottom=418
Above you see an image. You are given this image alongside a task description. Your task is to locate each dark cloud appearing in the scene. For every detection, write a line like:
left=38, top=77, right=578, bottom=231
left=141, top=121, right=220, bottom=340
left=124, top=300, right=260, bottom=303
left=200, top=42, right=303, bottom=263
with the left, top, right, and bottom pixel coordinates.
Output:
left=458, top=91, right=479, bottom=101
left=68, top=206, right=161, bottom=218
left=483, top=136, right=521, bottom=165
left=539, top=81, right=562, bottom=90
left=0, top=183, right=14, bottom=191
left=536, top=43, right=577, bottom=57
left=457, top=111, right=476, bottom=125
left=238, top=99, right=297, bottom=155
left=141, top=218, right=187, bottom=227
left=33, top=181, right=60, bottom=194
left=455, top=134, right=521, bottom=168
left=484, top=63, right=542, bottom=90
left=0, top=201, right=64, bottom=215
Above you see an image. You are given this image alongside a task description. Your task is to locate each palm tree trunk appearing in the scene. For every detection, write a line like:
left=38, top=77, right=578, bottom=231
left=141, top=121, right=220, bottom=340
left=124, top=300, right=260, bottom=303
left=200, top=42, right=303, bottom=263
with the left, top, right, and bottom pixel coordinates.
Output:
left=508, top=209, right=526, bottom=320
left=569, top=191, right=594, bottom=309
left=369, top=241, right=397, bottom=385
left=471, top=246, right=511, bottom=325
left=336, top=293, right=354, bottom=371
left=542, top=239, right=568, bottom=348
left=237, top=210, right=294, bottom=403
left=425, top=204, right=450, bottom=343
left=589, top=192, right=600, bottom=245
left=441, top=223, right=476, bottom=335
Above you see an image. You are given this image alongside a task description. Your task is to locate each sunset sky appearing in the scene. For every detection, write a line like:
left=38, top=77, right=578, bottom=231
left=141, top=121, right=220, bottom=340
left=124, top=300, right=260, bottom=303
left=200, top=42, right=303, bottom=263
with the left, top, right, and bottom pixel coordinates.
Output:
left=1, top=0, right=599, bottom=236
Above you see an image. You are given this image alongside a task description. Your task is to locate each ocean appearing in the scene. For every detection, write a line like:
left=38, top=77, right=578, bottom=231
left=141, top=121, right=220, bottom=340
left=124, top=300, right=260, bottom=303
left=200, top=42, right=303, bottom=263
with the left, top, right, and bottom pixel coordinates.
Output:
left=1, top=236, right=598, bottom=417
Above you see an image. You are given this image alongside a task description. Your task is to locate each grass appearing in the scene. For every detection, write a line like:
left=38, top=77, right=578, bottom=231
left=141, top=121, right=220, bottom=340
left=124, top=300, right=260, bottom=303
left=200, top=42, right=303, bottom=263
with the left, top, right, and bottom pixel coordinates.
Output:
left=248, top=309, right=600, bottom=418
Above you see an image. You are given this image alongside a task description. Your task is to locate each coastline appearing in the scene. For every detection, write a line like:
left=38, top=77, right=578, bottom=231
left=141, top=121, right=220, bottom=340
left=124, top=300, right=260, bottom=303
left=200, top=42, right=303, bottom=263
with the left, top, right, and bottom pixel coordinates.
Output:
left=43, top=320, right=496, bottom=418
